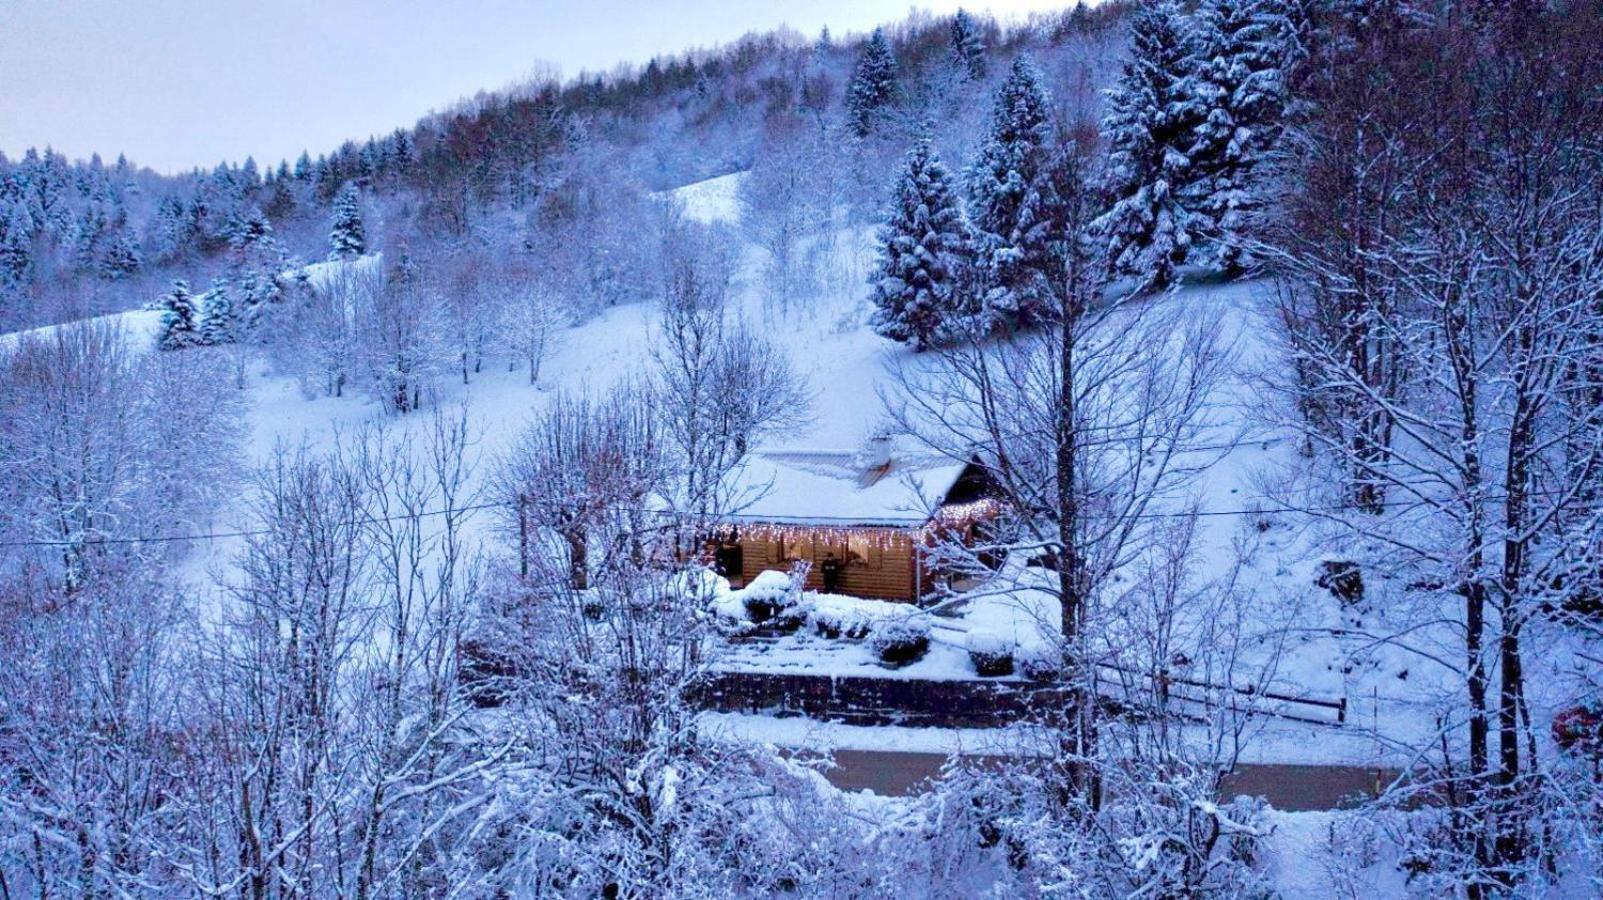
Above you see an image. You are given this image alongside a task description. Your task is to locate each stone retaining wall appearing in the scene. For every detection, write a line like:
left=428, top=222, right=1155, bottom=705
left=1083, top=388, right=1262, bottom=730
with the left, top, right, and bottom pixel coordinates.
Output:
left=690, top=669, right=1073, bottom=727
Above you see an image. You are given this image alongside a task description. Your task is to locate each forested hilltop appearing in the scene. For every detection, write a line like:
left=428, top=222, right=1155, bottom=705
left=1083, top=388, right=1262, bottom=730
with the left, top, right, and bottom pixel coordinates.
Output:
left=0, top=3, right=1131, bottom=333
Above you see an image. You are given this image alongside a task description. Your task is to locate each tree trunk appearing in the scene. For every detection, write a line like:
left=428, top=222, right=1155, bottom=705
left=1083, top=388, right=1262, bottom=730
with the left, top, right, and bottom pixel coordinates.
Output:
left=567, top=526, right=589, bottom=591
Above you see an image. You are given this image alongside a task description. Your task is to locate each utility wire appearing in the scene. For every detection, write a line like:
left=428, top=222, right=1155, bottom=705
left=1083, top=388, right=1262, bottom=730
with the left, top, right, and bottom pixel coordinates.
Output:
left=1, top=487, right=1590, bottom=550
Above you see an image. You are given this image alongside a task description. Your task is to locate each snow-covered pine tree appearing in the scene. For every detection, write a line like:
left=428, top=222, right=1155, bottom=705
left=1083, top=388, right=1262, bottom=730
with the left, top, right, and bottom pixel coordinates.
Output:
left=0, top=201, right=33, bottom=293
left=869, top=139, right=974, bottom=351
left=146, top=194, right=190, bottom=264
left=951, top=9, right=987, bottom=81
left=231, top=207, right=285, bottom=329
left=200, top=278, right=240, bottom=346
left=845, top=28, right=898, bottom=137
left=967, top=56, right=1056, bottom=329
left=265, top=172, right=297, bottom=220
left=1185, top=0, right=1292, bottom=274
left=98, top=232, right=142, bottom=280
left=328, top=182, right=366, bottom=260
left=159, top=279, right=200, bottom=349
left=70, top=203, right=106, bottom=271
left=231, top=205, right=275, bottom=255
left=1093, top=0, right=1203, bottom=294
left=389, top=128, right=415, bottom=175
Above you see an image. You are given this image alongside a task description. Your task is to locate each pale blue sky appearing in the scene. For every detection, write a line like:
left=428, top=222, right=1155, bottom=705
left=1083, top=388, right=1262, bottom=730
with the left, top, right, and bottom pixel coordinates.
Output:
left=0, top=0, right=1067, bottom=174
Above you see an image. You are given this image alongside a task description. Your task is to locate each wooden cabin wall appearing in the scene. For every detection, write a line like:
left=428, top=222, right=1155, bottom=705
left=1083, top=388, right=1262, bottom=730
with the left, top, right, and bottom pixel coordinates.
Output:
left=737, top=530, right=919, bottom=601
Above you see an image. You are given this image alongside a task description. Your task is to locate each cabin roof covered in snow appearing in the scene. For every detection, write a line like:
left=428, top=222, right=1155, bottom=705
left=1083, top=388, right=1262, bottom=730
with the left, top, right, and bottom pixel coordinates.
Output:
left=724, top=448, right=972, bottom=527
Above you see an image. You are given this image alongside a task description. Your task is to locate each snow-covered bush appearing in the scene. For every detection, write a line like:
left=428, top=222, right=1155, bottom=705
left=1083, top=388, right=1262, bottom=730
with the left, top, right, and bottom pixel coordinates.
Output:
left=671, top=564, right=731, bottom=605
left=734, top=568, right=810, bottom=632
left=740, top=569, right=796, bottom=623
left=1015, top=640, right=1062, bottom=682
left=870, top=615, right=931, bottom=667
left=808, top=593, right=899, bottom=641
left=966, top=630, right=1015, bottom=677
left=813, top=606, right=874, bottom=641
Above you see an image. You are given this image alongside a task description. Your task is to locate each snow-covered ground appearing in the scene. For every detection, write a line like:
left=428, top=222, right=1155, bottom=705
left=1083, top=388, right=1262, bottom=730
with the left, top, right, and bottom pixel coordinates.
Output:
left=0, top=306, right=163, bottom=353
left=659, top=170, right=746, bottom=224
left=7, top=173, right=1595, bottom=779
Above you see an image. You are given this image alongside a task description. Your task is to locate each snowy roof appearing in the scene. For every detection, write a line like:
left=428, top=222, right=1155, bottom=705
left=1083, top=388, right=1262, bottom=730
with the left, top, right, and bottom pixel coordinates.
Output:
left=723, top=448, right=972, bottom=527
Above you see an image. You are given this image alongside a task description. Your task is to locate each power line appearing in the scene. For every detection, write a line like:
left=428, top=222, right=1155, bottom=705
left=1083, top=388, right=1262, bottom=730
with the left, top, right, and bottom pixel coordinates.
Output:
left=2, top=487, right=1592, bottom=551
left=0, top=500, right=507, bottom=550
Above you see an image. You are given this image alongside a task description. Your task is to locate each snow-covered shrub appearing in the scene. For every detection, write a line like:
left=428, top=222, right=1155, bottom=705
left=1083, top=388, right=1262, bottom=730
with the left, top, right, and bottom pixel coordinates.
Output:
left=740, top=569, right=806, bottom=631
left=710, top=592, right=752, bottom=628
left=808, top=593, right=898, bottom=641
left=813, top=607, right=873, bottom=640
left=671, top=564, right=731, bottom=605
left=1016, top=641, right=1062, bottom=682
left=870, top=615, right=931, bottom=667
left=966, top=630, right=1015, bottom=677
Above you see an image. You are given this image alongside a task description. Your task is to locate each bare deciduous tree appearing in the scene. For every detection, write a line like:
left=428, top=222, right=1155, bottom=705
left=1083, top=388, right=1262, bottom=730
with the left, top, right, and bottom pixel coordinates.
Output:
left=1261, top=11, right=1603, bottom=891
left=652, top=219, right=810, bottom=534
left=888, top=128, right=1229, bottom=802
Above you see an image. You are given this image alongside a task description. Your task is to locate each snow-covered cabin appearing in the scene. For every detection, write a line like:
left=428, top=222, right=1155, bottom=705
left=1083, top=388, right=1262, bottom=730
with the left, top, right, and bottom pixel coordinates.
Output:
left=710, top=440, right=1000, bottom=602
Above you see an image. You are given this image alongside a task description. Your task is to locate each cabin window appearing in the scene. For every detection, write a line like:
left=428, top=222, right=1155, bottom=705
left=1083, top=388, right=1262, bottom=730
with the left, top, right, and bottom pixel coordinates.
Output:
left=847, top=533, right=882, bottom=569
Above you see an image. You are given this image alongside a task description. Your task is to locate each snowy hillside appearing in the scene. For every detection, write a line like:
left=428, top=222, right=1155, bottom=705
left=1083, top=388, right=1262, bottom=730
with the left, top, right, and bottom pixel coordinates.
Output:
left=5, top=0, right=1602, bottom=892
left=18, top=172, right=1569, bottom=777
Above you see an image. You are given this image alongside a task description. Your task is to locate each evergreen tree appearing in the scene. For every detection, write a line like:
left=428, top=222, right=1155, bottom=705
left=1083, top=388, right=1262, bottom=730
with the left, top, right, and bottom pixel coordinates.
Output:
left=200, top=277, right=241, bottom=346
left=71, top=203, right=107, bottom=271
left=389, top=128, right=415, bottom=175
left=158, top=279, right=200, bottom=350
left=950, top=9, right=987, bottom=81
left=1185, top=0, right=1292, bottom=274
left=1093, top=0, right=1203, bottom=293
left=869, top=140, right=974, bottom=351
left=328, top=182, right=366, bottom=260
left=265, top=172, right=297, bottom=220
left=359, top=140, right=380, bottom=180
left=294, top=151, right=313, bottom=181
left=845, top=28, right=898, bottom=137
left=967, top=56, right=1056, bottom=328
left=231, top=205, right=275, bottom=255
left=232, top=207, right=284, bottom=327
left=98, top=232, right=142, bottom=280
left=236, top=264, right=283, bottom=330
left=0, top=202, right=33, bottom=292
left=113, top=153, right=132, bottom=191
left=148, top=194, right=191, bottom=263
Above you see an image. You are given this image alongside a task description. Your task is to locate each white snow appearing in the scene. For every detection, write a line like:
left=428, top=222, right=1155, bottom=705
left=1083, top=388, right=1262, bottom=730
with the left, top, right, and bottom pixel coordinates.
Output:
left=660, top=171, right=747, bottom=224
left=727, top=449, right=970, bottom=525
left=0, top=307, right=163, bottom=353
left=7, top=173, right=1594, bottom=783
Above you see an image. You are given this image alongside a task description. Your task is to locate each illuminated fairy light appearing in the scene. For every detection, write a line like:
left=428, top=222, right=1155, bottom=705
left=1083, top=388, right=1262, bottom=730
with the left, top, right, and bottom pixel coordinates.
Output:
left=707, top=498, right=1005, bottom=551
left=920, top=497, right=1005, bottom=539
left=711, top=521, right=911, bottom=551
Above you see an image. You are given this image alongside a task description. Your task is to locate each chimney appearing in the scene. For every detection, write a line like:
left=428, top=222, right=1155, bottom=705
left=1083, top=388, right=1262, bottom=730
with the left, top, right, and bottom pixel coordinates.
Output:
left=857, top=434, right=894, bottom=486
